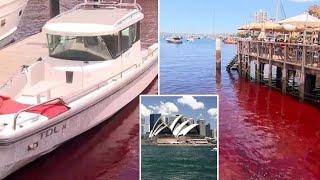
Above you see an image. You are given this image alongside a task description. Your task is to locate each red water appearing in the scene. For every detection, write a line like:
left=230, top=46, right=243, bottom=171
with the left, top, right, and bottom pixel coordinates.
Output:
left=219, top=72, right=320, bottom=179
left=6, top=78, right=157, bottom=180
left=7, top=0, right=158, bottom=179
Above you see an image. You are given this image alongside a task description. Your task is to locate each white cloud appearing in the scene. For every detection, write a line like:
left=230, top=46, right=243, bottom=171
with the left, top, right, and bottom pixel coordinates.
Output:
left=177, top=96, right=204, bottom=110
left=144, top=102, right=179, bottom=116
left=148, top=105, right=157, bottom=111
left=207, top=108, right=218, bottom=118
left=157, top=101, right=179, bottom=115
left=140, top=104, right=152, bottom=117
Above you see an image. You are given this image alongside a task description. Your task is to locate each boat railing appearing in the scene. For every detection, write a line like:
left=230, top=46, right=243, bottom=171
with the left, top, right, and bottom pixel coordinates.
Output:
left=80, top=0, right=142, bottom=11
left=13, top=97, right=66, bottom=130
left=49, top=0, right=142, bottom=29
left=142, top=43, right=158, bottom=62
left=238, top=40, right=320, bottom=69
left=50, top=0, right=142, bottom=27
left=64, top=63, right=139, bottom=103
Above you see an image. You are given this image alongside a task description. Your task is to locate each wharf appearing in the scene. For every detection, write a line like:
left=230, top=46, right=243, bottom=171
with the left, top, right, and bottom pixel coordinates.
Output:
left=0, top=33, right=47, bottom=85
left=235, top=40, right=320, bottom=103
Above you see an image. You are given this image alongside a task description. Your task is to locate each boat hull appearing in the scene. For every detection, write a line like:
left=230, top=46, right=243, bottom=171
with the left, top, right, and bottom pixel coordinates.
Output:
left=0, top=55, right=158, bottom=179
left=0, top=0, right=28, bottom=48
left=166, top=39, right=182, bottom=44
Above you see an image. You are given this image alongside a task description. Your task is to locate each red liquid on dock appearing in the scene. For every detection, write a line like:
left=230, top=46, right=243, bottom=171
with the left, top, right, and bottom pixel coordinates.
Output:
left=219, top=74, right=320, bottom=179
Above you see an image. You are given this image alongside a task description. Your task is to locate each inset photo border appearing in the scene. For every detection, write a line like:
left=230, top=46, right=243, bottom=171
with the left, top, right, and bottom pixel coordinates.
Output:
left=139, top=95, right=219, bottom=180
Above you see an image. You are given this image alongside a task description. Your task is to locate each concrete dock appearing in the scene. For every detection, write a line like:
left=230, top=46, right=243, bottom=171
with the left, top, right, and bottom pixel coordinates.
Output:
left=0, top=33, right=47, bottom=84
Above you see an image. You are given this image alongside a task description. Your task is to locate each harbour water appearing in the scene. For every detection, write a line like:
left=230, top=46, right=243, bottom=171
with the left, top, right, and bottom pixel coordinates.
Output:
left=5, top=0, right=158, bottom=179
left=160, top=39, right=320, bottom=179
left=141, top=145, right=217, bottom=180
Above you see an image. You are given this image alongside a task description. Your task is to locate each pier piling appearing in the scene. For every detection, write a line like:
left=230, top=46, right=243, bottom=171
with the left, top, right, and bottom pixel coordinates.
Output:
left=49, top=0, right=60, bottom=18
left=282, top=63, right=287, bottom=93
left=299, top=46, right=306, bottom=101
left=256, top=60, right=261, bottom=82
left=216, top=38, right=221, bottom=70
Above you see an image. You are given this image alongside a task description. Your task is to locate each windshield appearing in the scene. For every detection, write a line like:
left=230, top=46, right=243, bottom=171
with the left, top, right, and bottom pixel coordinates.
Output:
left=47, top=35, right=118, bottom=61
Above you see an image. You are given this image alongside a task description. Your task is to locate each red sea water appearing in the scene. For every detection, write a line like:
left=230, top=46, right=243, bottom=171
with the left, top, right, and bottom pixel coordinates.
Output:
left=6, top=0, right=158, bottom=179
left=160, top=39, right=320, bottom=179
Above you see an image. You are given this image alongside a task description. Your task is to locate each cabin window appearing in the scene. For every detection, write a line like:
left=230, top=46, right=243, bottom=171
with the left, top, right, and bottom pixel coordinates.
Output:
left=121, top=27, right=131, bottom=52
left=101, top=33, right=120, bottom=58
left=47, top=35, right=113, bottom=61
left=120, top=22, right=140, bottom=53
left=130, top=22, right=140, bottom=44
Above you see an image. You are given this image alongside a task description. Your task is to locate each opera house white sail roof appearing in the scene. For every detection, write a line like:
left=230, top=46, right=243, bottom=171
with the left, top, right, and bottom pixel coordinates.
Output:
left=149, top=115, right=199, bottom=138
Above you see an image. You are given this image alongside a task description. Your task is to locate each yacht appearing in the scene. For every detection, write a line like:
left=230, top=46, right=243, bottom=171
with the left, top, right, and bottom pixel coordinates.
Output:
left=186, top=36, right=194, bottom=42
left=166, top=36, right=182, bottom=44
left=212, top=147, right=217, bottom=151
left=0, top=1, right=158, bottom=178
left=0, top=0, right=28, bottom=48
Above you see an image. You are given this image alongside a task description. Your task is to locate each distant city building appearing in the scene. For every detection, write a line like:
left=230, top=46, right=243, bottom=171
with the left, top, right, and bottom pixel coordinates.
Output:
left=205, top=123, right=212, bottom=137
left=254, top=9, right=268, bottom=23
left=141, top=117, right=145, bottom=135
left=149, top=114, right=200, bottom=138
left=141, top=124, right=150, bottom=135
left=197, top=119, right=206, bottom=137
left=212, top=128, right=217, bottom=139
left=150, top=113, right=161, bottom=131
left=141, top=117, right=150, bottom=135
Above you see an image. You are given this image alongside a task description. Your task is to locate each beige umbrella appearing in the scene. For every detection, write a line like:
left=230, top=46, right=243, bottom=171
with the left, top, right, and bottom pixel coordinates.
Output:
left=279, top=12, right=320, bottom=29
left=262, top=22, right=283, bottom=31
left=238, top=22, right=283, bottom=31
left=279, top=13, right=320, bottom=43
left=238, top=22, right=262, bottom=30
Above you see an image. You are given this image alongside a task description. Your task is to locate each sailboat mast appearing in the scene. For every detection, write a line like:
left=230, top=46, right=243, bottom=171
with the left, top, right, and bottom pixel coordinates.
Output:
left=275, top=0, right=280, bottom=21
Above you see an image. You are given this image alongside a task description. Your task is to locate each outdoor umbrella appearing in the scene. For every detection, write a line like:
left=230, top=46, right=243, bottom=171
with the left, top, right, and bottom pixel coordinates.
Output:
left=278, top=12, right=320, bottom=29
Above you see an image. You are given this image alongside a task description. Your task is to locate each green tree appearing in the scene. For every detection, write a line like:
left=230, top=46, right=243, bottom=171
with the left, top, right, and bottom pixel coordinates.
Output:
left=308, top=5, right=320, bottom=18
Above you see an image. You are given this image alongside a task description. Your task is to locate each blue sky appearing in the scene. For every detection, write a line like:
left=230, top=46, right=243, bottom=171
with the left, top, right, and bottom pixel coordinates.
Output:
left=160, top=0, right=319, bottom=33
left=141, top=95, right=218, bottom=128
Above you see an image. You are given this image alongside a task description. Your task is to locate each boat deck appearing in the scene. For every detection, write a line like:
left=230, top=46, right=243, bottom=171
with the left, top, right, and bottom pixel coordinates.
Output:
left=0, top=32, right=47, bottom=85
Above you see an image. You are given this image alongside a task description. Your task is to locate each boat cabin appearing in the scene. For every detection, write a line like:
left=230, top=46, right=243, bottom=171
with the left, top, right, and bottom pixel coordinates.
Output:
left=0, top=2, right=145, bottom=105
left=0, top=2, right=148, bottom=131
left=43, top=3, right=143, bottom=62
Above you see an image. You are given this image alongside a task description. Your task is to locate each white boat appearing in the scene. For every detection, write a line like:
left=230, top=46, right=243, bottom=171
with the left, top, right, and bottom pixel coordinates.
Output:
left=186, top=36, right=194, bottom=42
left=212, top=147, right=217, bottom=151
left=0, top=0, right=28, bottom=48
left=0, top=1, right=158, bottom=178
left=166, top=36, right=182, bottom=44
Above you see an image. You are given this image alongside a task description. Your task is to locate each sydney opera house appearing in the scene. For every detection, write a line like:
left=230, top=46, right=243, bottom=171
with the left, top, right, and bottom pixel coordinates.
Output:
left=149, top=114, right=200, bottom=138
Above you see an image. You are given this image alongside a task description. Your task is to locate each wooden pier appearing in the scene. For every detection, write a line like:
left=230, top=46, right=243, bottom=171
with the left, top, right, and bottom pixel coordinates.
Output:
left=237, top=40, right=320, bottom=102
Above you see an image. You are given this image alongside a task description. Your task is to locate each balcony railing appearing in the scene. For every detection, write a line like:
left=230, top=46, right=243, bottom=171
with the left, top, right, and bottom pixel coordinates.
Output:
left=238, top=40, right=320, bottom=70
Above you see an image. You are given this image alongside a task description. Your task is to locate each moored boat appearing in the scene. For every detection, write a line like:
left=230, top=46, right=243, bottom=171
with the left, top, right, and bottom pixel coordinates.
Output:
left=166, top=36, right=182, bottom=44
left=0, top=0, right=158, bottom=178
left=223, top=36, right=237, bottom=44
left=0, top=0, right=28, bottom=48
left=186, top=36, right=194, bottom=42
